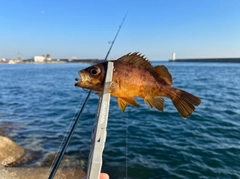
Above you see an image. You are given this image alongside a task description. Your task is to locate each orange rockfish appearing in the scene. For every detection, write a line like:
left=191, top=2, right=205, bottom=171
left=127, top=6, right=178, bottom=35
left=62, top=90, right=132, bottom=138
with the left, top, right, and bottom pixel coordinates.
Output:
left=75, top=53, right=201, bottom=118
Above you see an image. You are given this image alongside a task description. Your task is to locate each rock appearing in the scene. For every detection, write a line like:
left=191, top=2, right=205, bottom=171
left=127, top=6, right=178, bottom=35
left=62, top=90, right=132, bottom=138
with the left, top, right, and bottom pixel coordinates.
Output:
left=0, top=129, right=4, bottom=135
left=0, top=121, right=24, bottom=137
left=0, top=136, right=25, bottom=166
left=0, top=167, right=86, bottom=179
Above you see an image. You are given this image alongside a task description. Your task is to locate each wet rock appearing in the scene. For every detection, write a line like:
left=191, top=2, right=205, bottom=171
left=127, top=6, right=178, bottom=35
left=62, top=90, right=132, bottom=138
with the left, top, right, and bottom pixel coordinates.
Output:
left=7, top=148, right=44, bottom=167
left=43, top=153, right=85, bottom=168
left=0, top=136, right=25, bottom=166
left=0, top=167, right=86, bottom=179
left=0, top=121, right=24, bottom=137
left=0, top=129, right=4, bottom=135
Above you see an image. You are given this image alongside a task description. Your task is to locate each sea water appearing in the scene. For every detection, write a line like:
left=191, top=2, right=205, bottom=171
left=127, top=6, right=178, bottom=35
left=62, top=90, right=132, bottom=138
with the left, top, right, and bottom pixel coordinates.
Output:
left=0, top=62, right=239, bottom=179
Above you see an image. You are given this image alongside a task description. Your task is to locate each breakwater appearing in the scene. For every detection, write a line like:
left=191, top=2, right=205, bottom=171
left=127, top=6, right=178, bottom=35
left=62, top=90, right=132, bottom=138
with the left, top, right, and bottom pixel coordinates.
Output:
left=56, top=58, right=104, bottom=64
left=169, top=57, right=240, bottom=63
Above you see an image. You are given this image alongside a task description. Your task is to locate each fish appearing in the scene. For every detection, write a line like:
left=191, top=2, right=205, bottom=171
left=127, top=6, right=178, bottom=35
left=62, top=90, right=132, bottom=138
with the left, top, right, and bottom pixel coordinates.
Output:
left=75, top=52, right=201, bottom=118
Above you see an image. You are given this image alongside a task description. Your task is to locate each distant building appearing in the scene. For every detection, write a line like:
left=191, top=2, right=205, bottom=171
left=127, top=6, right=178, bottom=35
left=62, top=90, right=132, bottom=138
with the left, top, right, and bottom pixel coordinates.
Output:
left=0, top=58, right=6, bottom=62
left=46, top=57, right=52, bottom=61
left=34, top=56, right=45, bottom=63
left=8, top=59, right=16, bottom=64
left=68, top=56, right=77, bottom=62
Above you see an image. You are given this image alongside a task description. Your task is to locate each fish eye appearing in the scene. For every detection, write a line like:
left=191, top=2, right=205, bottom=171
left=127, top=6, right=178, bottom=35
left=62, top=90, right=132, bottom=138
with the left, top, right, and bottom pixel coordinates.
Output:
left=90, top=66, right=101, bottom=75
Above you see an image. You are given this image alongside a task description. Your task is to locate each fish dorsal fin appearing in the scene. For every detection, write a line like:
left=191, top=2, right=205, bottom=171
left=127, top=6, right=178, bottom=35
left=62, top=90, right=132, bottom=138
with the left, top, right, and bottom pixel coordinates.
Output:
left=117, top=52, right=152, bottom=69
left=153, top=65, right=172, bottom=85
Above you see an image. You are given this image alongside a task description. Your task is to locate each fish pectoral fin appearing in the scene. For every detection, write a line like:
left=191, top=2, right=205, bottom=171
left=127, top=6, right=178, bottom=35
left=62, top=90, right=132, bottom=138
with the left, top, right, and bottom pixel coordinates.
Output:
left=153, top=65, right=172, bottom=85
left=117, top=97, right=139, bottom=112
left=144, top=97, right=164, bottom=112
left=108, top=82, right=116, bottom=93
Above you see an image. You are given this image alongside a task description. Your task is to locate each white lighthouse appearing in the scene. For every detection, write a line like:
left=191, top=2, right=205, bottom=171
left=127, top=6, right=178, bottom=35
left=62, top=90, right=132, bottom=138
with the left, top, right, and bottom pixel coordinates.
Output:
left=172, top=52, right=176, bottom=61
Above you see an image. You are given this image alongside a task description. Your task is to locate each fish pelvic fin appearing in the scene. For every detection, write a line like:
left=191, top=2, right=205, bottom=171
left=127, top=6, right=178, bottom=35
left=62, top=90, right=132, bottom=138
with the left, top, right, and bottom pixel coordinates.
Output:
left=172, top=89, right=201, bottom=119
left=117, top=97, right=139, bottom=112
left=144, top=97, right=164, bottom=112
left=153, top=65, right=172, bottom=85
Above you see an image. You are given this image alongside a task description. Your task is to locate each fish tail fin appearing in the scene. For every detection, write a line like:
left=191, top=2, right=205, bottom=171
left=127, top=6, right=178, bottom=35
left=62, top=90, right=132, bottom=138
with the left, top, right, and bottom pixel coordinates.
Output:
left=171, top=89, right=201, bottom=119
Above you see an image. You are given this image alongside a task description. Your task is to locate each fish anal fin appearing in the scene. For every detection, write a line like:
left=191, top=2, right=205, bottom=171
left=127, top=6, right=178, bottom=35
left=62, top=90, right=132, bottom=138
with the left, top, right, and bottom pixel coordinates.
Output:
left=117, top=97, right=139, bottom=112
left=153, top=65, right=172, bottom=85
left=144, top=97, right=164, bottom=112
left=117, top=52, right=152, bottom=69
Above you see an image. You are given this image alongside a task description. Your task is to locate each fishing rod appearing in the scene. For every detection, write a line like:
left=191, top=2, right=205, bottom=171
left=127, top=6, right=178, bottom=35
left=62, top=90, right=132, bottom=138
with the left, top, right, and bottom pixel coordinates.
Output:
left=104, top=11, right=128, bottom=60
left=48, top=12, right=128, bottom=179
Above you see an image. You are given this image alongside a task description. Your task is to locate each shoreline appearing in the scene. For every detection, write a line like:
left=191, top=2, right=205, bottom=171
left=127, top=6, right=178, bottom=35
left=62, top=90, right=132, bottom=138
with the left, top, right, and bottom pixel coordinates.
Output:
left=0, top=59, right=105, bottom=65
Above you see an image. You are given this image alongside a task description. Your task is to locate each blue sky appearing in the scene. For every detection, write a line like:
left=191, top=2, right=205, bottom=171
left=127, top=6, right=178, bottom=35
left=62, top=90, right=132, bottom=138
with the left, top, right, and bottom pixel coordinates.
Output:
left=1, top=0, right=240, bottom=60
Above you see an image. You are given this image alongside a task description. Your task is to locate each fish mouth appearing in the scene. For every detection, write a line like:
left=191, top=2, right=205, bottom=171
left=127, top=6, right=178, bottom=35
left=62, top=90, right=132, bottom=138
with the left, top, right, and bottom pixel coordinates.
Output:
left=75, top=71, right=83, bottom=87
left=75, top=77, right=80, bottom=87
left=75, top=71, right=91, bottom=87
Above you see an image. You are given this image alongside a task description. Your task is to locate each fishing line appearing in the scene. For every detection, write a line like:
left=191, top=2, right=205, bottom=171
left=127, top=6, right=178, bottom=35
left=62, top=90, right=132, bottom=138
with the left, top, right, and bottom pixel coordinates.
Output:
left=125, top=110, right=129, bottom=179
left=47, top=92, right=86, bottom=172
left=48, top=91, right=91, bottom=178
left=99, top=111, right=127, bottom=179
left=113, top=111, right=129, bottom=178
left=115, top=111, right=129, bottom=179
left=105, top=108, right=129, bottom=179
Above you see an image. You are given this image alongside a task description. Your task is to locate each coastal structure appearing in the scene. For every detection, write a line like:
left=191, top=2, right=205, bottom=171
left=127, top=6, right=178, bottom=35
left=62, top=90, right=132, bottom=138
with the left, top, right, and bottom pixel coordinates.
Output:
left=169, top=52, right=240, bottom=62
left=169, top=57, right=240, bottom=63
left=0, top=57, right=104, bottom=64
left=0, top=58, right=6, bottom=62
left=172, top=53, right=176, bottom=61
left=8, top=60, right=16, bottom=64
left=34, top=56, right=45, bottom=63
